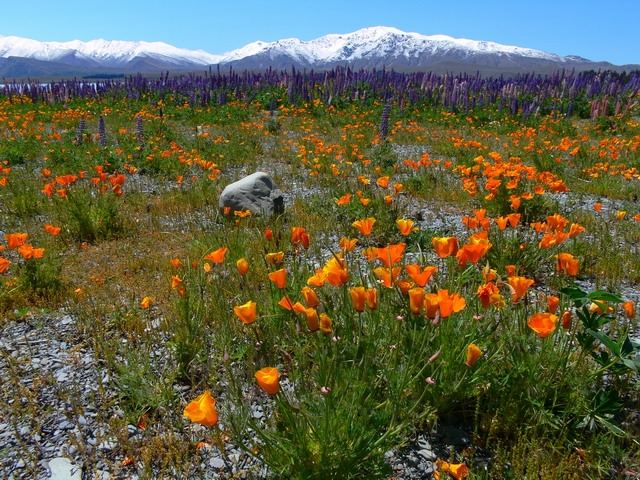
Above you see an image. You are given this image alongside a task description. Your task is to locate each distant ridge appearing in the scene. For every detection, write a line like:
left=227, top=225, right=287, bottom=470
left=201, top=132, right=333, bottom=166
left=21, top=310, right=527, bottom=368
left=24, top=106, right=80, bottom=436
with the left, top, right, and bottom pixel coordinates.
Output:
left=1, top=27, right=637, bottom=78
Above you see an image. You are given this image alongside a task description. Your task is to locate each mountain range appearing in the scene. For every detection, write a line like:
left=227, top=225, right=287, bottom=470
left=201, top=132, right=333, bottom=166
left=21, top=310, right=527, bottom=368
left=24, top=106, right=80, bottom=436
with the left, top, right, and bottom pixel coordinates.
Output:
left=0, top=26, right=637, bottom=78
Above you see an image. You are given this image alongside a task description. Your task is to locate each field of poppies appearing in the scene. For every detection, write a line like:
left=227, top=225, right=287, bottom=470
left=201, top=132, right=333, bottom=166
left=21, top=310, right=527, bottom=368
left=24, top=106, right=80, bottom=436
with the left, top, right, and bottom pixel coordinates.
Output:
left=0, top=69, right=639, bottom=479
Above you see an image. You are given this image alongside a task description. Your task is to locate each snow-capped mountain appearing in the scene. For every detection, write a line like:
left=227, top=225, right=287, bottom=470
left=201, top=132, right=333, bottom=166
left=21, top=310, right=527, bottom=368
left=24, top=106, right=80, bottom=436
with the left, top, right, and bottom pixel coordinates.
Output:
left=0, top=27, right=634, bottom=78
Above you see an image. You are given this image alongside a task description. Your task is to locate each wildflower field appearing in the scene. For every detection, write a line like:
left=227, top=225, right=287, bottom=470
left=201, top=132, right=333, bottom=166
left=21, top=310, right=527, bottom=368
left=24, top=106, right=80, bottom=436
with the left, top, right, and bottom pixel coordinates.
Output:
left=0, top=69, right=639, bottom=479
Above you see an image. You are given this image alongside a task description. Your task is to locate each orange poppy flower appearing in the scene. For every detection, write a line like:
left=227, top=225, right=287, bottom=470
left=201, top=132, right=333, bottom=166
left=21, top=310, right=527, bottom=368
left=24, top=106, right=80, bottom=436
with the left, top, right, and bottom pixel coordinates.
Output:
left=505, top=264, right=517, bottom=277
left=204, top=247, right=228, bottom=264
left=506, top=213, right=521, bottom=228
left=593, top=202, right=603, bottom=213
left=0, top=256, right=10, bottom=274
left=5, top=233, right=28, bottom=249
left=352, top=217, right=376, bottom=236
left=616, top=210, right=627, bottom=221
left=376, top=243, right=406, bottom=267
left=278, top=296, right=295, bottom=311
left=408, top=287, right=425, bottom=315
left=300, top=286, right=320, bottom=307
left=528, top=312, right=558, bottom=338
left=323, top=255, right=349, bottom=286
left=437, top=289, right=466, bottom=318
left=507, top=276, right=534, bottom=303
left=255, top=367, right=280, bottom=395
left=236, top=258, right=249, bottom=275
left=44, top=224, right=61, bottom=236
left=170, top=257, right=182, bottom=269
left=18, top=244, right=45, bottom=260
left=307, top=268, right=327, bottom=287
left=339, top=237, right=358, bottom=252
left=556, top=253, right=579, bottom=276
left=435, top=459, right=470, bottom=480
left=302, top=307, right=320, bottom=331
left=432, top=236, right=458, bottom=258
left=234, top=301, right=257, bottom=324
left=568, top=223, right=585, bottom=238
left=268, top=268, right=287, bottom=289
left=291, top=227, right=310, bottom=249
left=376, top=176, right=390, bottom=188
left=335, top=193, right=352, bottom=206
left=183, top=390, right=218, bottom=427
left=265, top=251, right=285, bottom=265
left=405, top=264, right=437, bottom=287
left=456, top=235, right=491, bottom=266
left=264, top=228, right=273, bottom=240
left=140, top=296, right=153, bottom=309
left=481, top=264, right=497, bottom=282
left=373, top=266, right=401, bottom=288
left=465, top=343, right=482, bottom=367
left=396, top=219, right=417, bottom=236
left=476, top=282, right=503, bottom=308
left=495, top=216, right=508, bottom=231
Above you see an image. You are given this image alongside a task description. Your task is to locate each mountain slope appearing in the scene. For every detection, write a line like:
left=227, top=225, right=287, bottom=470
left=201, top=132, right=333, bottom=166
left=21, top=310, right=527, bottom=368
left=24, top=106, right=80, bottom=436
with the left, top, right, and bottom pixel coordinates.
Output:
left=0, top=27, right=637, bottom=78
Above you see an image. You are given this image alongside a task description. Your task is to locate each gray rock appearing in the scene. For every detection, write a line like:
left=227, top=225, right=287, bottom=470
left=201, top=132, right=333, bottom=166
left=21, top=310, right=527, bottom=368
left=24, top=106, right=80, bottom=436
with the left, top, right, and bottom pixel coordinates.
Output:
left=48, top=457, right=82, bottom=480
left=209, top=457, right=225, bottom=469
left=219, top=172, right=284, bottom=217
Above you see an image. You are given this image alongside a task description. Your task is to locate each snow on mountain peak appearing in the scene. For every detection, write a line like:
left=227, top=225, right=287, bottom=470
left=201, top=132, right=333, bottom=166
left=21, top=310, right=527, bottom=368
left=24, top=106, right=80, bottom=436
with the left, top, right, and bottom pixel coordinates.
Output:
left=0, top=27, right=571, bottom=70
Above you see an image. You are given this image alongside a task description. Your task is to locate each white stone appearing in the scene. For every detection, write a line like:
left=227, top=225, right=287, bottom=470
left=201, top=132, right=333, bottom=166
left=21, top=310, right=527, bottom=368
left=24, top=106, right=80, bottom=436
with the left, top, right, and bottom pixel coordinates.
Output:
left=219, top=172, right=283, bottom=217
left=48, top=457, right=81, bottom=480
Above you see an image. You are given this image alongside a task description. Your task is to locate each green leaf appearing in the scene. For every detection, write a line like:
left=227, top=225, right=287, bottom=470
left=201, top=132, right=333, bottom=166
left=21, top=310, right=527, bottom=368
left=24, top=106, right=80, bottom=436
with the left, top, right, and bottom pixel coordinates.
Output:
left=587, top=291, right=623, bottom=303
left=587, top=329, right=621, bottom=357
left=560, top=286, right=587, bottom=300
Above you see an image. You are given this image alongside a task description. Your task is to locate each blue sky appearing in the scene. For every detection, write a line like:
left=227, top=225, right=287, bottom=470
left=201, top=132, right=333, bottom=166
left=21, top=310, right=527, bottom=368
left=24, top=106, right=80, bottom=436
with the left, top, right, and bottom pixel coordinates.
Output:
left=1, top=0, right=638, bottom=64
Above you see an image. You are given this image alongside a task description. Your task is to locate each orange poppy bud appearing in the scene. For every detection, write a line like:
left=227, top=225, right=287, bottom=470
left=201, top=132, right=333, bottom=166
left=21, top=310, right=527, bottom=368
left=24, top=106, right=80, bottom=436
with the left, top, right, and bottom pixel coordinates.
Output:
left=561, top=310, right=572, bottom=329
left=319, top=313, right=332, bottom=334
left=408, top=287, right=425, bottom=315
left=623, top=301, right=636, bottom=319
left=234, top=301, right=257, bottom=324
left=593, top=202, right=603, bottom=213
left=264, top=228, right=273, bottom=240
left=268, top=268, right=287, bottom=289
left=528, top=312, right=558, bottom=338
left=236, top=258, right=249, bottom=275
left=350, top=286, right=367, bottom=313
left=465, top=343, right=482, bottom=367
left=547, top=295, right=560, bottom=314
left=183, top=390, right=218, bottom=427
left=255, top=367, right=280, bottom=395
left=300, top=286, right=320, bottom=307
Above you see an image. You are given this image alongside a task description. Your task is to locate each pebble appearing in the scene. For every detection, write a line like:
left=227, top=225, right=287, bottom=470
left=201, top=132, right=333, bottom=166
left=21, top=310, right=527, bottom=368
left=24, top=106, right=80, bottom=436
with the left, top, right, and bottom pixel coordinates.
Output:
left=209, top=457, right=225, bottom=469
